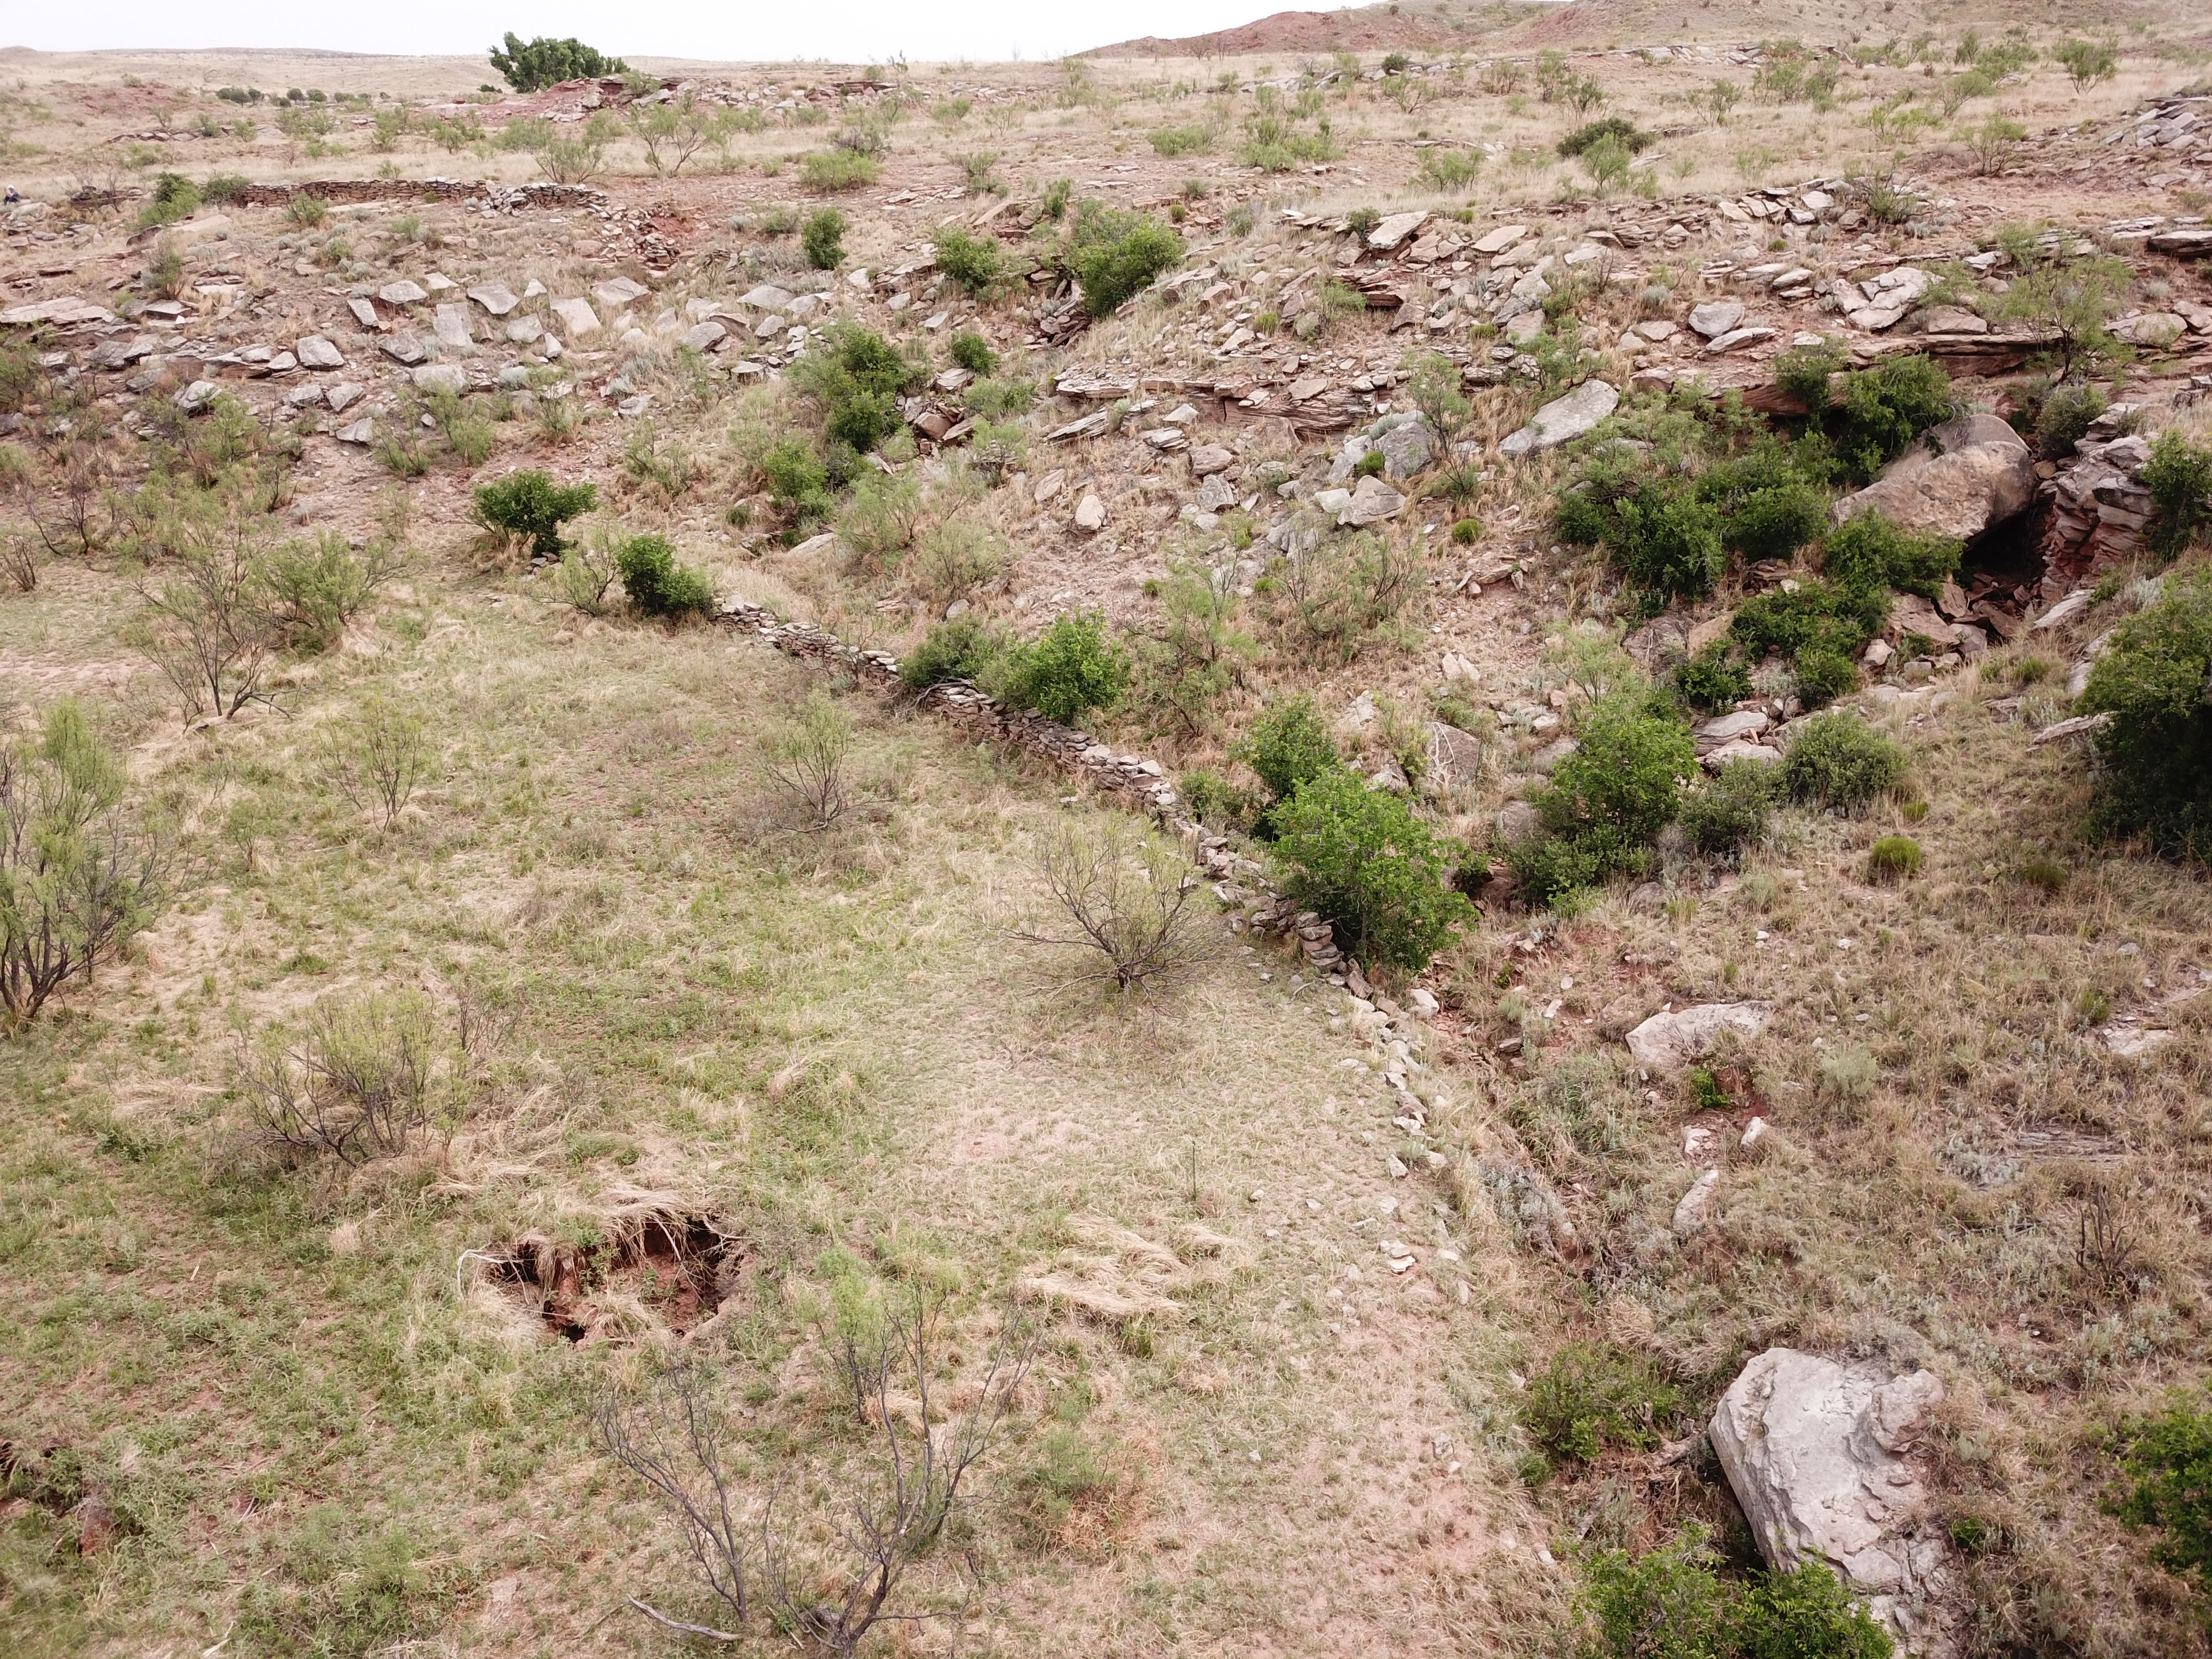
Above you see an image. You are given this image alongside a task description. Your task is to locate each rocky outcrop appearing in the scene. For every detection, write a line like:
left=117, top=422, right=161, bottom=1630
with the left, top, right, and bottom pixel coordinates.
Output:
left=1712, top=1349, right=1960, bottom=1656
left=1830, top=411, right=2035, bottom=542
left=2034, top=428, right=2157, bottom=598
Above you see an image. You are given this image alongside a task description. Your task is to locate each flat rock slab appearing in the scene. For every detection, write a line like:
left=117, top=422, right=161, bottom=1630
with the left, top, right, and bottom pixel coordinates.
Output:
left=1342, top=474, right=1405, bottom=526
left=680, top=320, right=727, bottom=352
left=1366, top=210, right=1430, bottom=251
left=412, top=363, right=467, bottom=393
left=550, top=298, right=601, bottom=336
left=433, top=303, right=476, bottom=353
left=1712, top=1349, right=1959, bottom=1655
left=295, top=335, right=345, bottom=369
left=1, top=295, right=114, bottom=327
left=1688, top=299, right=1745, bottom=337
left=379, top=336, right=429, bottom=366
left=1472, top=223, right=1527, bottom=254
left=738, top=284, right=796, bottom=312
left=1499, top=379, right=1618, bottom=458
left=1704, top=325, right=1776, bottom=354
left=1625, top=1001, right=1773, bottom=1071
left=593, top=276, right=650, bottom=307
left=468, top=282, right=519, bottom=316
left=377, top=280, right=429, bottom=306
left=1190, top=443, right=1234, bottom=477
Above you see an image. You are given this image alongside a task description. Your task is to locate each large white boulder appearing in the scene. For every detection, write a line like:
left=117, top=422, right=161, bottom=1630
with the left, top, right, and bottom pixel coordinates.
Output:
left=1624, top=1001, right=1773, bottom=1071
left=1830, top=412, right=2035, bottom=544
left=1712, top=1349, right=1960, bottom=1655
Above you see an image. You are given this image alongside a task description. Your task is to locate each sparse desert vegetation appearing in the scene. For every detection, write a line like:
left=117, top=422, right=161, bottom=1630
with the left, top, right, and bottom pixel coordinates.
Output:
left=4, top=8, right=2212, bottom=1658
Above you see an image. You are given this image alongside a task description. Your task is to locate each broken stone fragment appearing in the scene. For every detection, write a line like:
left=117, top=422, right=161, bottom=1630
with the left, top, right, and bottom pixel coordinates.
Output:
left=1624, top=1001, right=1773, bottom=1071
left=1073, top=492, right=1106, bottom=533
left=377, top=279, right=429, bottom=307
left=1499, top=379, right=1619, bottom=458
left=1688, top=298, right=1745, bottom=337
left=468, top=282, right=519, bottom=316
left=550, top=297, right=601, bottom=336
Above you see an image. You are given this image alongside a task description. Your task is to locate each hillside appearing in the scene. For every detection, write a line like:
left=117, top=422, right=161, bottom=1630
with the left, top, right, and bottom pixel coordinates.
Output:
left=3, top=22, right=2212, bottom=1659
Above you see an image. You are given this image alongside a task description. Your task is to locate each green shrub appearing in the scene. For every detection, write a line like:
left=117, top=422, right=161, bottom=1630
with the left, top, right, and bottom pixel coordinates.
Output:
left=962, top=375, right=1034, bottom=419
left=615, top=533, right=714, bottom=617
left=1451, top=515, right=1481, bottom=544
left=1523, top=1343, right=1681, bottom=1463
left=1729, top=581, right=1886, bottom=704
left=1699, top=442, right=1829, bottom=562
left=1149, top=123, right=1213, bottom=156
left=201, top=172, right=252, bottom=205
left=800, top=148, right=879, bottom=191
left=791, top=324, right=922, bottom=455
left=2034, top=382, right=2106, bottom=458
left=1512, top=693, right=1695, bottom=905
left=1833, top=354, right=1954, bottom=482
left=1793, top=644, right=1861, bottom=708
left=759, top=435, right=832, bottom=521
left=948, top=331, right=998, bottom=375
left=1556, top=475, right=1725, bottom=602
left=489, top=32, right=627, bottom=92
left=2079, top=569, right=2212, bottom=859
left=1269, top=769, right=1473, bottom=971
left=1416, top=148, right=1482, bottom=190
left=1820, top=512, right=1961, bottom=599
left=1866, top=834, right=1923, bottom=881
left=1235, top=696, right=1340, bottom=808
left=1774, top=338, right=1848, bottom=411
left=1039, top=178, right=1072, bottom=220
left=139, top=171, right=200, bottom=228
left=933, top=227, right=1005, bottom=296
left=999, top=611, right=1130, bottom=726
left=2142, top=431, right=2212, bottom=561
left=1539, top=693, right=1695, bottom=849
left=2116, top=1394, right=2212, bottom=1595
left=469, top=469, right=597, bottom=558
left=1674, top=643, right=1753, bottom=712
left=1177, top=768, right=1253, bottom=830
left=1066, top=202, right=1185, bottom=317
left=899, top=615, right=1009, bottom=690
left=1557, top=116, right=1652, bottom=157
left=1735, top=1563, right=1894, bottom=1659
left=1578, top=1528, right=1734, bottom=1659
left=1781, top=713, right=1908, bottom=810
left=1679, top=760, right=1778, bottom=857
left=800, top=206, right=845, bottom=269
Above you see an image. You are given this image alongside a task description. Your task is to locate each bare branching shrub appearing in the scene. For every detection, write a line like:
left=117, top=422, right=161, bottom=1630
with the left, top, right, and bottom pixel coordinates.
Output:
left=1, top=527, right=35, bottom=592
left=2076, top=1184, right=2141, bottom=1302
left=0, top=702, right=169, bottom=1026
left=762, top=692, right=854, bottom=833
left=1016, top=821, right=1213, bottom=998
left=235, top=992, right=446, bottom=1164
left=1266, top=528, right=1424, bottom=661
left=593, top=1364, right=753, bottom=1640
left=320, top=696, right=432, bottom=827
left=131, top=530, right=279, bottom=721
left=763, top=1297, right=1032, bottom=1658
left=552, top=528, right=619, bottom=614
left=13, top=440, right=119, bottom=557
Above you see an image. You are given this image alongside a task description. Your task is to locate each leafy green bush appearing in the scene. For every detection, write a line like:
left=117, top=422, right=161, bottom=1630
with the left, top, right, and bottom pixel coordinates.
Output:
left=962, top=376, right=1034, bottom=419
left=1866, top=834, right=1923, bottom=881
left=800, top=207, right=845, bottom=269
left=1556, top=477, right=1726, bottom=601
left=800, top=148, right=879, bottom=191
left=469, top=469, right=597, bottom=558
left=489, top=32, right=627, bottom=92
left=1066, top=202, right=1185, bottom=317
left=1775, top=338, right=1849, bottom=412
left=2079, top=569, right=2212, bottom=859
left=1524, top=1343, right=1681, bottom=1463
left=933, top=227, right=1005, bottom=296
left=759, top=435, right=832, bottom=521
left=138, top=172, right=200, bottom=228
left=1235, top=696, right=1340, bottom=807
left=999, top=611, right=1130, bottom=725
left=1512, top=693, right=1695, bottom=906
left=1697, top=441, right=1829, bottom=562
left=1729, top=581, right=1886, bottom=706
left=1557, top=116, right=1653, bottom=157
left=1781, top=713, right=1908, bottom=810
left=1832, top=354, right=1954, bottom=482
left=2034, top=382, right=2106, bottom=458
left=791, top=325, right=921, bottom=455
left=899, top=615, right=1009, bottom=690
left=1177, top=768, right=1253, bottom=830
left=1578, top=1528, right=1734, bottom=1659
left=2115, top=1394, right=2212, bottom=1595
left=1674, top=644, right=1753, bottom=712
left=615, top=533, right=714, bottom=617
left=201, top=172, right=252, bottom=205
left=2142, top=432, right=2212, bottom=561
left=1416, top=148, right=1481, bottom=190
left=948, top=331, right=998, bottom=375
left=1735, top=1563, right=1894, bottom=1659
left=1680, top=760, right=1778, bottom=857
left=1820, top=512, right=1960, bottom=599
left=1149, top=124, right=1213, bottom=156
left=1269, top=769, right=1474, bottom=971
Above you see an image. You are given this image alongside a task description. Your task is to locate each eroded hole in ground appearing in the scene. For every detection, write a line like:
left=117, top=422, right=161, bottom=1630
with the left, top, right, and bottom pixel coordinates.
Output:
left=478, top=1207, right=745, bottom=1343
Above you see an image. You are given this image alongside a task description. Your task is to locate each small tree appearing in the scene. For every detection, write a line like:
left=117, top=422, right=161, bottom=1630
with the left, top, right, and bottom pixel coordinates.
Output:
left=489, top=32, right=629, bottom=93
left=0, top=702, right=169, bottom=1026
left=131, top=530, right=280, bottom=722
left=1016, top=820, right=1213, bottom=998
left=2079, top=570, right=2212, bottom=861
left=1780, top=712, right=1909, bottom=810
left=1270, top=768, right=1473, bottom=971
left=1989, top=231, right=2135, bottom=380
left=932, top=227, right=1004, bottom=296
left=235, top=992, right=444, bottom=1164
left=761, top=692, right=854, bottom=833
left=2142, top=432, right=2212, bottom=561
left=999, top=611, right=1130, bottom=726
left=801, top=207, right=846, bottom=270
left=1402, top=351, right=1471, bottom=445
left=1066, top=202, right=1185, bottom=316
left=320, top=697, right=432, bottom=828
left=2053, top=38, right=2118, bottom=92
left=471, top=470, right=598, bottom=560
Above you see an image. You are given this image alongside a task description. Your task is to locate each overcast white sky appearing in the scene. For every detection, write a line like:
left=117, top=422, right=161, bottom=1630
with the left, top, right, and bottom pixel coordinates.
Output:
left=5, top=0, right=1335, bottom=66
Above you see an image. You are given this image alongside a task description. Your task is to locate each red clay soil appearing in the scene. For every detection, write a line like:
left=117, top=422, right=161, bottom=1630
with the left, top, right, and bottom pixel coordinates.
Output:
left=1086, top=5, right=1488, bottom=59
